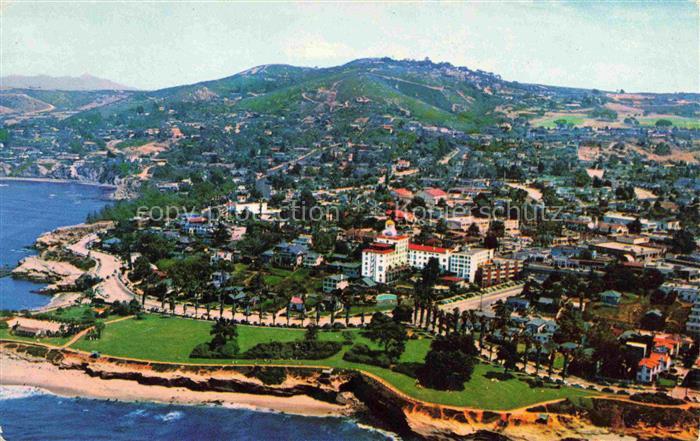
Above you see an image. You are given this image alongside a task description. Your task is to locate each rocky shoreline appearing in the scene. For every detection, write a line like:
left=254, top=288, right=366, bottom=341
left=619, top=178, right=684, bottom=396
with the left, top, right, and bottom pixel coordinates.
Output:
left=2, top=342, right=697, bottom=441
left=9, top=222, right=113, bottom=301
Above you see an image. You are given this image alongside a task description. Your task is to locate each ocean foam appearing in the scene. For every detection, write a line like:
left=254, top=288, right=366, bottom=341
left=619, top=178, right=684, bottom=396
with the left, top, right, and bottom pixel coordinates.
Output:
left=0, top=385, right=49, bottom=400
left=157, top=411, right=184, bottom=422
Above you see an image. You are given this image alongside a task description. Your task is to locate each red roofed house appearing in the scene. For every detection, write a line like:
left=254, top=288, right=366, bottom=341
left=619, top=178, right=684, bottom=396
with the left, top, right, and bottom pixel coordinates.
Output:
left=417, top=187, right=448, bottom=206
left=386, top=209, right=415, bottom=223
left=636, top=333, right=683, bottom=383
left=637, top=352, right=671, bottom=383
left=392, top=188, right=414, bottom=202
left=289, top=296, right=305, bottom=312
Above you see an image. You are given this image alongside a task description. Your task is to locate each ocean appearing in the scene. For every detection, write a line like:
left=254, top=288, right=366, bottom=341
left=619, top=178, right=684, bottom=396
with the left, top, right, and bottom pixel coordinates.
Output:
left=0, top=180, right=111, bottom=311
left=0, top=386, right=392, bottom=441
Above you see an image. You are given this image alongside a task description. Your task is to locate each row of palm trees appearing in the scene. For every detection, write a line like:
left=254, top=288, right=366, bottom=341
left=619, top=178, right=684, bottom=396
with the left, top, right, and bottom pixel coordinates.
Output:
left=152, top=270, right=385, bottom=327
left=410, top=284, right=576, bottom=379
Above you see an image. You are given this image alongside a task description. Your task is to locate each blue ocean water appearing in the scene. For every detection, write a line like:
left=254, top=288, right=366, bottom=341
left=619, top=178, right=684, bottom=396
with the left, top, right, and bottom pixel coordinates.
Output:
left=0, top=180, right=111, bottom=311
left=0, top=387, right=392, bottom=441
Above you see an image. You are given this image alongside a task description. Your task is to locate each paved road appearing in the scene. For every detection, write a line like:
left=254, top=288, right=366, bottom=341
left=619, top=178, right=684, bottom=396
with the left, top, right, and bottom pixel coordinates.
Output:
left=68, top=234, right=135, bottom=303
left=439, top=285, right=524, bottom=313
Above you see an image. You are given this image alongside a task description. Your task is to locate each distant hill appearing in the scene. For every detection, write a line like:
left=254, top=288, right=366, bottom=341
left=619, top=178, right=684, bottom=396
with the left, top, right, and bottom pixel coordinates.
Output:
left=50, top=58, right=700, bottom=133
left=95, top=58, right=526, bottom=131
left=1, top=74, right=135, bottom=91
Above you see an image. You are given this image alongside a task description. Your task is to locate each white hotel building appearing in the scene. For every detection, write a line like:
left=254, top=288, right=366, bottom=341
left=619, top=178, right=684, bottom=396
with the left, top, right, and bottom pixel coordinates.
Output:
left=362, top=221, right=494, bottom=284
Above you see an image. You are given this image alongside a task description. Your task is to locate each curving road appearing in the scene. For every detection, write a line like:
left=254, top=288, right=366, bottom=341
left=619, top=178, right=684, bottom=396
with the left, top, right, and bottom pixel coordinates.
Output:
left=68, top=234, right=135, bottom=303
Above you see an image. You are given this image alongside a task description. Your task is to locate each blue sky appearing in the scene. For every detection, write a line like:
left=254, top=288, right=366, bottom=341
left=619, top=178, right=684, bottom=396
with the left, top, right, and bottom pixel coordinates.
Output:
left=1, top=1, right=697, bottom=92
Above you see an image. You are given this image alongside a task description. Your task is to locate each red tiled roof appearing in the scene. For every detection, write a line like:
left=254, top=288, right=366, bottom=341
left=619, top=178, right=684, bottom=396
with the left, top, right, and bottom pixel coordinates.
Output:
left=422, top=188, right=447, bottom=198
left=386, top=209, right=415, bottom=221
left=377, top=234, right=410, bottom=240
left=364, top=242, right=396, bottom=254
left=639, top=352, right=668, bottom=369
left=393, top=188, right=413, bottom=198
left=409, top=243, right=450, bottom=254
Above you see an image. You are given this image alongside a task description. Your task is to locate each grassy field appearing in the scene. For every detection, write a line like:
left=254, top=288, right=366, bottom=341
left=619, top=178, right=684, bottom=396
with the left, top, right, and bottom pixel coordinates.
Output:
left=638, top=116, right=700, bottom=130
left=70, top=315, right=594, bottom=410
left=533, top=114, right=587, bottom=128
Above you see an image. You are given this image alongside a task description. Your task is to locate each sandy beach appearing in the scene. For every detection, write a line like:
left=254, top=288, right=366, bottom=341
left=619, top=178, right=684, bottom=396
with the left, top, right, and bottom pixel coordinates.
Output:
left=0, top=355, right=349, bottom=417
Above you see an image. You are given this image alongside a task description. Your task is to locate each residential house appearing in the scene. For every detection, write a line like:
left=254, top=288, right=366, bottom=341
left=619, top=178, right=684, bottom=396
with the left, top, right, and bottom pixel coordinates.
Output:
left=323, top=274, right=349, bottom=293
left=637, top=352, right=672, bottom=383
left=600, top=290, right=622, bottom=306
left=417, top=187, right=448, bottom=206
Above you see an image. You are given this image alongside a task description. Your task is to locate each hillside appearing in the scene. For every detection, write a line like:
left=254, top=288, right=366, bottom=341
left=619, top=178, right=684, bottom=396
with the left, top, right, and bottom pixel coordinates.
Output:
left=85, top=58, right=536, bottom=132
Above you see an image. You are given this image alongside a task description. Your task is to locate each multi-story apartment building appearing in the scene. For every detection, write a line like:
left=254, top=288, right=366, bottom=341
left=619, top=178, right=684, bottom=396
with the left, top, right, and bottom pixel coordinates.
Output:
left=686, top=300, right=700, bottom=336
left=408, top=243, right=452, bottom=271
left=448, top=248, right=494, bottom=283
left=479, top=257, right=523, bottom=287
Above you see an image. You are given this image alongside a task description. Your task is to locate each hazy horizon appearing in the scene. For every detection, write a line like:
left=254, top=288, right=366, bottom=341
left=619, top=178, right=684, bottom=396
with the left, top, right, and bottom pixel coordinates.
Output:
left=2, top=1, right=698, bottom=93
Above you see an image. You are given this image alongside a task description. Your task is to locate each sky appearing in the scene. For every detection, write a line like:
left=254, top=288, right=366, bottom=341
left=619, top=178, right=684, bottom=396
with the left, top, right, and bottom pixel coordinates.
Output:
left=1, top=1, right=698, bottom=93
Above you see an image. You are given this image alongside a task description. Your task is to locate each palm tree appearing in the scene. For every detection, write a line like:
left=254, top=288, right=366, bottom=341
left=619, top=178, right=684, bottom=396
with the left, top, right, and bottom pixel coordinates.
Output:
left=168, top=296, right=176, bottom=316
left=460, top=310, right=470, bottom=334
left=478, top=315, right=487, bottom=350
left=337, top=287, right=352, bottom=327
left=257, top=293, right=266, bottom=325
left=244, top=303, right=251, bottom=324
left=193, top=292, right=200, bottom=318
left=218, top=289, right=224, bottom=319
left=412, top=291, right=420, bottom=325
left=423, top=303, right=432, bottom=330
left=522, top=335, right=532, bottom=371
left=329, top=289, right=340, bottom=325
left=546, top=343, right=557, bottom=377
left=534, top=341, right=543, bottom=375
left=269, top=292, right=279, bottom=326
left=437, top=310, right=445, bottom=335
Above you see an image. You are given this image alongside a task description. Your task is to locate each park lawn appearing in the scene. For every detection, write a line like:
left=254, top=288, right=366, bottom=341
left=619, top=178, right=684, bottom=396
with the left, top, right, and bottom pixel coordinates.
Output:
left=48, top=305, right=123, bottom=322
left=69, top=315, right=595, bottom=410
left=50, top=305, right=95, bottom=321
left=534, top=115, right=587, bottom=128
left=0, top=327, right=71, bottom=346
left=261, top=267, right=322, bottom=291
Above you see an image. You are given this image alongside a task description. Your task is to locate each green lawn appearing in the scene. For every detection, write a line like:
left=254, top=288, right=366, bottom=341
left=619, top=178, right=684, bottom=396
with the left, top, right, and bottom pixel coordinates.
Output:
left=70, top=315, right=595, bottom=410
left=534, top=115, right=587, bottom=128
left=638, top=116, right=700, bottom=130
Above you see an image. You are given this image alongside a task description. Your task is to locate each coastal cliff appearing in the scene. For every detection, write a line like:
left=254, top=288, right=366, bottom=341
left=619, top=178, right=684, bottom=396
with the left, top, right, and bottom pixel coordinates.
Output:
left=2, top=342, right=698, bottom=441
